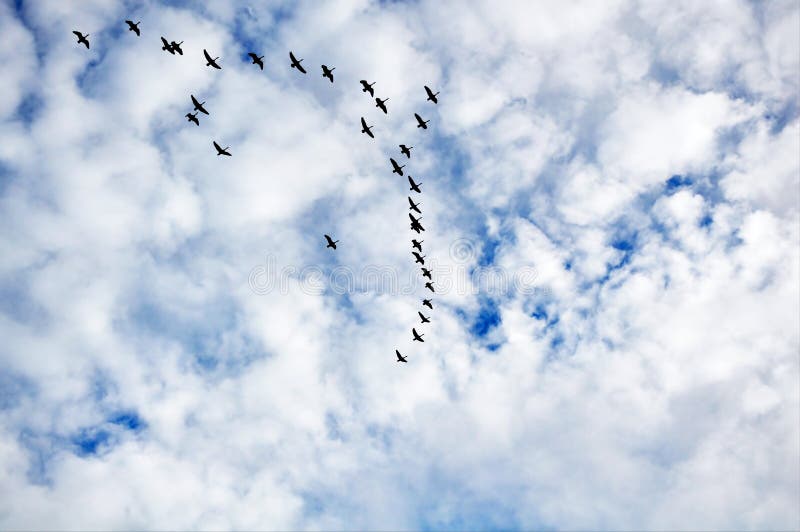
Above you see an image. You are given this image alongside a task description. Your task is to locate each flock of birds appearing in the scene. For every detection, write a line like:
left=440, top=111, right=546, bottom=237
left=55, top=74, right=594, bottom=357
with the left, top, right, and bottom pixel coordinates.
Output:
left=74, top=19, right=441, bottom=364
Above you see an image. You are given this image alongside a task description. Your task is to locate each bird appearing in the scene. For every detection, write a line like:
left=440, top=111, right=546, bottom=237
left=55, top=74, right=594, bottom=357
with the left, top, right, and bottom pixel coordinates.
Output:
left=409, top=213, right=422, bottom=226
left=72, top=31, right=90, bottom=49
left=412, top=328, right=425, bottom=342
left=321, top=64, right=335, bottom=83
left=424, top=85, right=439, bottom=104
left=415, top=113, right=430, bottom=129
left=390, top=158, right=405, bottom=176
left=360, top=80, right=375, bottom=96
left=248, top=52, right=264, bottom=70
left=425, top=281, right=435, bottom=293
left=204, top=49, right=221, bottom=69
left=186, top=112, right=199, bottom=126
left=125, top=20, right=140, bottom=36
left=395, top=349, right=407, bottom=363
left=418, top=311, right=431, bottom=324
left=213, top=141, right=231, bottom=156
left=161, top=37, right=175, bottom=54
left=410, top=220, right=425, bottom=233
left=170, top=41, right=184, bottom=55
left=408, top=197, right=421, bottom=213
left=422, top=299, right=433, bottom=310
left=412, top=251, right=426, bottom=265
left=191, top=94, right=209, bottom=115
left=289, top=51, right=307, bottom=73
left=375, top=97, right=389, bottom=114
left=360, top=117, right=374, bottom=138
left=412, top=239, right=423, bottom=252
left=324, top=234, right=338, bottom=250
left=421, top=267, right=432, bottom=280
left=400, top=144, right=412, bottom=158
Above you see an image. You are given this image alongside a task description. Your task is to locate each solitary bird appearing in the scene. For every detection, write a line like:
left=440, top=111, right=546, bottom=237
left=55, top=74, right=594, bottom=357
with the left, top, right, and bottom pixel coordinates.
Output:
left=191, top=94, right=209, bottom=115
left=400, top=144, right=412, bottom=158
left=248, top=52, right=264, bottom=70
left=418, top=311, right=431, bottom=324
left=412, top=251, right=426, bottom=265
left=360, top=79, right=375, bottom=96
left=125, top=20, right=140, bottom=36
left=390, top=158, right=405, bottom=176
left=415, top=113, right=430, bottom=129
left=412, top=328, right=425, bottom=342
left=408, top=197, right=421, bottom=213
left=161, top=37, right=175, bottom=54
left=422, top=299, right=433, bottom=310
left=289, top=51, right=307, bottom=73
left=73, top=31, right=90, bottom=49
left=204, top=49, right=221, bottom=69
left=360, top=117, right=374, bottom=138
left=425, top=281, right=435, bottom=293
left=421, top=267, right=432, bottom=280
left=408, top=176, right=422, bottom=193
left=375, top=97, right=389, bottom=114
left=213, top=141, right=231, bottom=156
left=412, top=239, right=423, bottom=252
left=186, top=112, right=199, bottom=126
left=324, top=234, right=339, bottom=250
left=170, top=40, right=184, bottom=55
left=395, top=350, right=407, bottom=363
left=424, top=85, right=440, bottom=104
left=321, top=64, right=335, bottom=83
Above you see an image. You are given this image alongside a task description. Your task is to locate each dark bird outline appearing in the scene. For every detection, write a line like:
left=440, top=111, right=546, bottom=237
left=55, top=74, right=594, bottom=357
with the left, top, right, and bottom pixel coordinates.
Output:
left=321, top=64, right=335, bottom=83
left=289, top=51, right=307, bottom=74
left=424, top=85, right=440, bottom=104
left=418, top=311, right=431, bottom=324
left=395, top=350, right=407, bottom=363
left=161, top=36, right=175, bottom=54
left=186, top=112, right=199, bottom=126
left=360, top=80, right=375, bottom=96
left=408, top=197, right=421, bottom=213
left=248, top=52, right=264, bottom=70
left=204, top=49, right=221, bottom=69
left=360, top=117, right=374, bottom=139
left=412, top=251, right=426, bottom=265
left=412, top=239, right=423, bottom=252
left=408, top=176, right=422, bottom=193
left=191, top=95, right=209, bottom=115
left=125, top=20, right=140, bottom=36
left=415, top=112, right=430, bottom=129
left=412, top=328, right=425, bottom=342
left=73, top=31, right=90, bottom=49
left=213, top=141, right=231, bottom=156
left=170, top=40, right=184, bottom=55
left=390, top=158, right=405, bottom=176
left=425, top=281, right=435, bottom=293
left=375, top=97, right=389, bottom=114
left=400, top=144, right=413, bottom=158
left=421, top=267, right=432, bottom=280
left=324, top=234, right=339, bottom=250
left=422, top=299, right=433, bottom=310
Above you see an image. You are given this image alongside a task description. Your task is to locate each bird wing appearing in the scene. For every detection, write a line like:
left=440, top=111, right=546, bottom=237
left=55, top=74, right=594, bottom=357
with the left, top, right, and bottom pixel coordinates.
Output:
left=248, top=52, right=257, bottom=60
left=213, top=141, right=222, bottom=151
left=73, top=31, right=82, bottom=37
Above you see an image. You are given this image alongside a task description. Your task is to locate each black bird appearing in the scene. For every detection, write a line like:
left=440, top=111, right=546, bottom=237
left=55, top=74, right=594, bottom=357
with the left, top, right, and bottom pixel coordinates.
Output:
left=213, top=141, right=231, bottom=156
left=324, top=234, right=338, bottom=250
left=161, top=37, right=175, bottom=54
left=418, top=311, right=431, bottom=324
left=248, top=52, right=264, bottom=70
left=425, top=281, right=435, bottom=293
left=412, top=239, right=423, bottom=252
left=289, top=51, right=307, bottom=74
left=412, top=251, right=425, bottom=265
left=400, top=144, right=412, bottom=158
left=421, top=267, right=432, bottom=280
left=409, top=213, right=422, bottom=225
left=125, top=20, right=140, bottom=36
left=204, top=49, right=221, bottom=69
left=390, top=158, right=405, bottom=176
left=171, top=41, right=184, bottom=55
left=186, top=112, right=199, bottom=126
left=73, top=31, right=90, bottom=49
left=375, top=97, right=389, bottom=114
left=408, top=176, right=422, bottom=193
left=412, top=328, right=425, bottom=342
left=395, top=349, right=407, bottom=363
left=411, top=222, right=424, bottom=234
left=360, top=117, right=374, bottom=138
left=191, top=94, right=209, bottom=115
left=422, top=299, right=433, bottom=310
left=424, top=85, right=439, bottom=104
left=360, top=79, right=375, bottom=96
left=415, top=113, right=430, bottom=129
left=408, top=197, right=421, bottom=213
left=321, top=64, right=335, bottom=83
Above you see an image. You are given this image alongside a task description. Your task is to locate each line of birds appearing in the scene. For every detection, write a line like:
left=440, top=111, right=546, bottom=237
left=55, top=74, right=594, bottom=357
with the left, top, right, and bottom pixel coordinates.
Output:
left=74, top=20, right=440, bottom=364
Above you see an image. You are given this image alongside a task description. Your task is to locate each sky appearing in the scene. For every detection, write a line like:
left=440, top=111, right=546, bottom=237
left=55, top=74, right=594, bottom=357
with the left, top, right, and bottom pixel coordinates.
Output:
left=0, top=0, right=798, bottom=529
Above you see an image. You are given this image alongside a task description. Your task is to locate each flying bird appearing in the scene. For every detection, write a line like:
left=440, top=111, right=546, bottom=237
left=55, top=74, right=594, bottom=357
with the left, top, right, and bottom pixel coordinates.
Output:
left=412, top=328, right=425, bottom=342
left=390, top=158, right=405, bottom=176
left=289, top=51, right=307, bottom=73
left=170, top=41, right=184, bottom=55
left=422, top=299, right=433, bottom=310
left=408, top=197, right=421, bottom=213
left=73, top=31, right=90, bottom=49
left=213, top=141, right=231, bottom=156
left=412, top=239, right=423, bottom=252
left=125, top=20, right=140, bottom=36
left=375, top=97, right=389, bottom=114
left=191, top=94, right=209, bottom=115
left=186, top=112, right=199, bottom=126
left=248, top=52, right=264, bottom=70
left=415, top=113, right=430, bottom=129
left=360, top=80, right=375, bottom=96
left=424, top=85, right=439, bottom=104
left=418, top=311, right=431, bottom=324
left=412, top=251, right=426, bottom=265
left=161, top=37, right=175, bottom=54
left=421, top=267, right=432, bottom=280
left=204, top=49, right=221, bottom=69
left=324, top=234, right=339, bottom=250
left=410, top=222, right=424, bottom=234
left=321, top=64, right=335, bottom=83
left=408, top=176, right=422, bottom=193
left=400, top=144, right=412, bottom=158
left=425, top=281, right=435, bottom=293
left=360, top=117, right=374, bottom=138
left=395, top=350, right=407, bottom=363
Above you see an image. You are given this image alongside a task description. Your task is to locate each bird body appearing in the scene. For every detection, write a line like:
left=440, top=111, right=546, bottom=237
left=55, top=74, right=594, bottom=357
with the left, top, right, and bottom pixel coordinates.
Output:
left=213, top=141, right=231, bottom=156
left=360, top=80, right=375, bottom=96
left=412, top=239, right=423, bottom=252
left=424, top=85, right=439, bottom=104
left=161, top=37, right=175, bottom=54
left=408, top=176, right=422, bottom=193
left=191, top=94, right=209, bottom=115
left=248, top=52, right=264, bottom=70
left=186, top=112, right=199, bottom=126
left=408, top=197, right=421, bottom=213
left=396, top=350, right=407, bottom=363
left=204, top=49, right=221, bottom=69
left=412, top=328, right=425, bottom=342
left=375, top=97, right=389, bottom=114
left=360, top=117, right=374, bottom=138
left=415, top=112, right=430, bottom=129
left=324, top=234, right=339, bottom=249
left=125, top=20, right=140, bottom=36
left=289, top=51, right=307, bottom=73
left=400, top=144, right=412, bottom=158
left=73, top=31, right=90, bottom=49
left=390, top=158, right=405, bottom=176
left=321, top=64, right=335, bottom=83
left=171, top=41, right=184, bottom=55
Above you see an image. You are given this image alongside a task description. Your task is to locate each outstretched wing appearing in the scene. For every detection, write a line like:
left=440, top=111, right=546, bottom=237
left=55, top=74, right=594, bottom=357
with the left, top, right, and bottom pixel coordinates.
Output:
left=204, top=49, right=213, bottom=62
left=248, top=52, right=257, bottom=60
left=213, top=141, right=222, bottom=151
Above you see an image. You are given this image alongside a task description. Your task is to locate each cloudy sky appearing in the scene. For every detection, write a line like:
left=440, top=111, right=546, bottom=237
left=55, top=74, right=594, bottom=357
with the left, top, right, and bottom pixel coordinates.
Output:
left=0, top=0, right=798, bottom=529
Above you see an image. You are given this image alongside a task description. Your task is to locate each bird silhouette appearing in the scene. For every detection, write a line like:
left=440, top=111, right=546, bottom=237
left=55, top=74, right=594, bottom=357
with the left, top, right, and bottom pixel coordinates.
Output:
left=422, top=299, right=433, bottom=310
left=408, top=176, right=422, bottom=193
left=395, top=349, right=407, bottom=363
left=204, top=49, right=221, bottom=69
left=390, top=158, right=405, bottom=176
left=161, top=37, right=175, bottom=54
left=213, top=141, right=231, bottom=156
left=400, top=144, right=413, bottom=158
left=418, top=311, right=431, bottom=324
left=248, top=52, right=264, bottom=70
left=425, top=281, right=435, bottom=293
left=415, top=113, right=430, bottom=129
left=412, top=251, right=426, bottom=265
left=191, top=94, right=209, bottom=115
left=421, top=267, right=432, bottom=280
left=321, top=64, right=335, bottom=83
left=360, top=117, right=374, bottom=138
left=289, top=51, right=306, bottom=73
left=424, top=85, right=440, bottom=104
left=324, top=234, right=339, bottom=249
left=186, top=112, right=199, bottom=126
left=412, top=239, right=423, bottom=252
left=360, top=80, right=375, bottom=96
left=125, top=20, right=140, bottom=36
left=408, top=197, right=421, bottom=213
left=375, top=97, right=389, bottom=114
left=170, top=41, right=184, bottom=55
left=412, top=328, right=425, bottom=342
left=72, top=31, right=90, bottom=49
